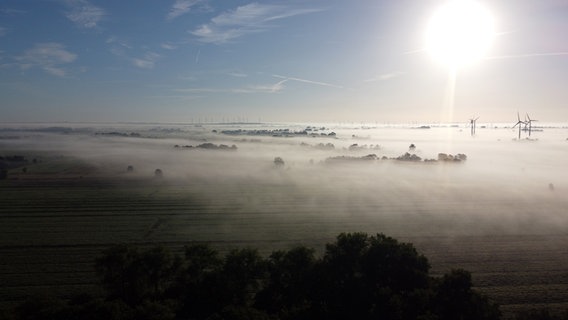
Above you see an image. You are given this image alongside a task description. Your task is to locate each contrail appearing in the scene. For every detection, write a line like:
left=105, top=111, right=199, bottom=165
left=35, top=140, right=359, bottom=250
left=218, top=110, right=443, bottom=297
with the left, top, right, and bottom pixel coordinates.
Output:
left=195, top=48, right=201, bottom=63
left=273, top=74, right=343, bottom=89
left=485, top=52, right=568, bottom=60
left=262, top=79, right=288, bottom=93
left=402, top=48, right=426, bottom=55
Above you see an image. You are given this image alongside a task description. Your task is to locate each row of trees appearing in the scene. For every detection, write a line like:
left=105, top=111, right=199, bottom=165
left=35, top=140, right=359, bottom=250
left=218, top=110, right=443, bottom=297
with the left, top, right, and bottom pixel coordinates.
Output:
left=6, top=233, right=505, bottom=320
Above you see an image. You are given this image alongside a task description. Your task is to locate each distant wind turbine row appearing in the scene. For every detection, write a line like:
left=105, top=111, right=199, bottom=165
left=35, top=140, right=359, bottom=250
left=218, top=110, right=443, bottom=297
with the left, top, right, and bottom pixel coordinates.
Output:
left=468, top=113, right=538, bottom=139
left=512, top=112, right=538, bottom=139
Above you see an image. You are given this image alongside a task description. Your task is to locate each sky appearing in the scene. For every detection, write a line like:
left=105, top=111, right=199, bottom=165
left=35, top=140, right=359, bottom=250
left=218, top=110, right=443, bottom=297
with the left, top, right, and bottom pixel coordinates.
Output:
left=1, top=0, right=567, bottom=124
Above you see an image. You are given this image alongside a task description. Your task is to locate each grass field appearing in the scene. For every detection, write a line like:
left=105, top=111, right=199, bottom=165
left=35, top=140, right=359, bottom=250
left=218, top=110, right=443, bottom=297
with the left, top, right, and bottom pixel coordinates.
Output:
left=2, top=124, right=568, bottom=318
left=2, top=175, right=568, bottom=318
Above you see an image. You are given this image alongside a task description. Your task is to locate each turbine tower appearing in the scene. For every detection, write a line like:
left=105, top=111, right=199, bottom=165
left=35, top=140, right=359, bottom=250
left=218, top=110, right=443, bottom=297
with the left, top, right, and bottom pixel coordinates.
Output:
left=469, top=116, right=479, bottom=136
left=512, top=112, right=526, bottom=140
left=525, top=113, right=537, bottom=137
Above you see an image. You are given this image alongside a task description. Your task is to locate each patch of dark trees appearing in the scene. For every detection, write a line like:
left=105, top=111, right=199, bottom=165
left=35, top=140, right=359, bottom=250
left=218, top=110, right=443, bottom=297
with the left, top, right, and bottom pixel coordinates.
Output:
left=220, top=128, right=337, bottom=138
left=348, top=143, right=382, bottom=151
left=3, top=233, right=512, bottom=320
left=300, top=142, right=336, bottom=150
left=326, top=154, right=381, bottom=163
left=326, top=152, right=468, bottom=164
left=95, top=132, right=142, bottom=137
left=0, top=155, right=33, bottom=179
left=174, top=143, right=237, bottom=151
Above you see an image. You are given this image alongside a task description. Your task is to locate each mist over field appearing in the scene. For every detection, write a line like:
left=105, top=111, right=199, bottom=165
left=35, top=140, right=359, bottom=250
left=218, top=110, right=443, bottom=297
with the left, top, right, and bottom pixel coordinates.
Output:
left=3, top=122, right=568, bottom=317
left=2, top=122, right=567, bottom=237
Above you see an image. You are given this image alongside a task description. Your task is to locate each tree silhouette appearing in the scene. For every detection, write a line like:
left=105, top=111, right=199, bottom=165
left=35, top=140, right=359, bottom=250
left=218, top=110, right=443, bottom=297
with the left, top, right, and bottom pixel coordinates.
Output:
left=313, top=233, right=432, bottom=320
left=138, top=246, right=181, bottom=300
left=274, top=157, right=285, bottom=166
left=434, top=269, right=501, bottom=320
left=11, top=233, right=503, bottom=320
left=95, top=244, right=180, bottom=306
left=220, top=248, right=267, bottom=307
left=256, top=246, right=317, bottom=318
left=174, top=244, right=224, bottom=319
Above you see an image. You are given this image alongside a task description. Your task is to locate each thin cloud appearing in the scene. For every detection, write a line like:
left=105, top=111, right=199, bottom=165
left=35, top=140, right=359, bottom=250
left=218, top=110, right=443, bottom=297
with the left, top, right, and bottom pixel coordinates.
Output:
left=234, top=79, right=287, bottom=93
left=0, top=27, right=7, bottom=37
left=228, top=72, right=248, bottom=78
left=273, top=74, right=343, bottom=89
left=191, top=3, right=322, bottom=44
left=175, top=87, right=224, bottom=93
left=364, top=72, right=404, bottom=83
left=161, top=43, right=177, bottom=50
left=106, top=36, right=131, bottom=57
left=65, top=0, right=105, bottom=29
left=16, top=43, right=77, bottom=77
left=167, top=0, right=202, bottom=20
left=132, top=52, right=161, bottom=69
left=106, top=37, right=160, bottom=69
left=0, top=8, right=26, bottom=16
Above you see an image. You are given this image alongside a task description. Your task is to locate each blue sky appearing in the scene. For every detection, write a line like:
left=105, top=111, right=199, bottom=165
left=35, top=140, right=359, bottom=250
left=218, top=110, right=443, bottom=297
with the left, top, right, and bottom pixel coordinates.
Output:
left=1, top=0, right=567, bottom=123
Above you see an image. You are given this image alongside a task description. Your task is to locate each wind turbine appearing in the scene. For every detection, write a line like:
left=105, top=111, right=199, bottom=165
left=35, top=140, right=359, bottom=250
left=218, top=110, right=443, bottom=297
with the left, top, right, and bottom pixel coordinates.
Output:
left=525, top=113, right=537, bottom=137
left=512, top=112, right=526, bottom=140
left=469, top=116, right=479, bottom=136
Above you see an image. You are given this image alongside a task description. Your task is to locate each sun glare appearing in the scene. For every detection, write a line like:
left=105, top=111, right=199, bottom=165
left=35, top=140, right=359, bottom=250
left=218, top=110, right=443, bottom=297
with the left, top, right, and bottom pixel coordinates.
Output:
left=425, top=0, right=495, bottom=69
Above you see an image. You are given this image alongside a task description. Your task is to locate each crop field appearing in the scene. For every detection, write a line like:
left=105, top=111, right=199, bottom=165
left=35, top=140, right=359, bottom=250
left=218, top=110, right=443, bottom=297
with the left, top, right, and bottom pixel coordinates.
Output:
left=1, top=124, right=568, bottom=318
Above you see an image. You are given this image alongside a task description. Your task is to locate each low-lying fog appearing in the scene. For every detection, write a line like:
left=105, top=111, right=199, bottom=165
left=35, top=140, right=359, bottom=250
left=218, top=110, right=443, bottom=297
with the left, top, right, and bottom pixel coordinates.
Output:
left=2, top=122, right=568, bottom=236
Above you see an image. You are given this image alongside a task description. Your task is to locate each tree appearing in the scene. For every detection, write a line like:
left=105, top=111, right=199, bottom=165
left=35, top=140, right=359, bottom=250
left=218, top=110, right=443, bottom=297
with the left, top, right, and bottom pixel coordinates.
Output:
left=220, top=248, right=266, bottom=307
left=256, top=246, right=317, bottom=318
left=176, top=245, right=266, bottom=319
left=174, top=244, right=223, bottom=319
left=95, top=245, right=180, bottom=306
left=273, top=157, right=285, bottom=166
left=95, top=244, right=144, bottom=305
left=434, top=269, right=500, bottom=320
left=154, top=169, right=163, bottom=177
left=313, top=232, right=432, bottom=320
left=138, top=246, right=181, bottom=300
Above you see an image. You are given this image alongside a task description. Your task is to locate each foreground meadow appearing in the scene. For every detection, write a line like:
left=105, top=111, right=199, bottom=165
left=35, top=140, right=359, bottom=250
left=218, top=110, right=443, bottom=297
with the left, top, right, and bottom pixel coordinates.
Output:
left=1, top=123, right=568, bottom=318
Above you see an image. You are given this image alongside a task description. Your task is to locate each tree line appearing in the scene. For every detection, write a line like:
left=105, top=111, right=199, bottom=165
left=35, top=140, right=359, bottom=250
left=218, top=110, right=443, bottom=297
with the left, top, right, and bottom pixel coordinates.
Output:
left=3, top=232, right=564, bottom=320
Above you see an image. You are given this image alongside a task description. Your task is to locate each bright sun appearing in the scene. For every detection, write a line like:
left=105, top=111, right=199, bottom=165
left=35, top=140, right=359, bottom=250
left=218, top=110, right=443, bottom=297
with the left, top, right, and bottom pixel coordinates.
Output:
left=425, top=0, right=495, bottom=69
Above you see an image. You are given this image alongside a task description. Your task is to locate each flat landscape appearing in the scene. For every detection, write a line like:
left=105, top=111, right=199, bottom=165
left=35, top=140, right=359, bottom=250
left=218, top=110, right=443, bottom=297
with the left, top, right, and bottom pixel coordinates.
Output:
left=1, top=123, right=568, bottom=318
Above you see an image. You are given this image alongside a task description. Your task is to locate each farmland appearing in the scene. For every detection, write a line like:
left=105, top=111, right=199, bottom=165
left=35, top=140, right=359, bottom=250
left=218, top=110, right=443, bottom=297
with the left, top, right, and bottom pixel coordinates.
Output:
left=1, top=123, right=568, bottom=318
